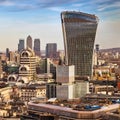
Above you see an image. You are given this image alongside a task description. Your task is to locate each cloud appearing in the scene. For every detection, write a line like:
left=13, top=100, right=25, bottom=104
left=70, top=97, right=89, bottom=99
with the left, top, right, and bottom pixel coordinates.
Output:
left=0, top=0, right=15, bottom=6
left=0, top=0, right=120, bottom=22
left=97, top=1, right=120, bottom=11
left=72, top=3, right=84, bottom=7
left=48, top=7, right=65, bottom=12
left=0, top=0, right=81, bottom=11
left=98, top=8, right=120, bottom=20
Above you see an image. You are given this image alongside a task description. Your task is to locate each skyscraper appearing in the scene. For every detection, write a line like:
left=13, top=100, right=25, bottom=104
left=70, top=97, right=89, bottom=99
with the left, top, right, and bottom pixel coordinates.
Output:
left=0, top=56, right=3, bottom=78
left=26, top=35, right=32, bottom=49
left=6, top=48, right=9, bottom=59
left=61, top=11, right=99, bottom=78
left=34, top=39, right=41, bottom=56
left=46, top=43, right=57, bottom=58
left=95, top=44, right=100, bottom=52
left=18, top=39, right=24, bottom=52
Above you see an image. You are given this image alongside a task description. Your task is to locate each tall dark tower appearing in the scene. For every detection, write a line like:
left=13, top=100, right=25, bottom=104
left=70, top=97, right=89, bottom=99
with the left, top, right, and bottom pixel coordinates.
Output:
left=0, top=56, right=3, bottom=78
left=95, top=44, right=100, bottom=52
left=95, top=44, right=100, bottom=66
left=46, top=43, right=57, bottom=58
left=61, top=11, right=99, bottom=79
left=34, top=39, right=41, bottom=56
left=6, top=48, right=10, bottom=59
left=18, top=39, right=24, bottom=52
left=26, top=35, right=32, bottom=49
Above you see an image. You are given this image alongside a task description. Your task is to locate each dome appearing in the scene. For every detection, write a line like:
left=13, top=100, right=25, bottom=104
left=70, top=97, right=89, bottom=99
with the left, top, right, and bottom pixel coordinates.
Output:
left=8, top=74, right=18, bottom=81
left=19, top=65, right=30, bottom=71
left=17, top=77, right=28, bottom=83
left=20, top=48, right=35, bottom=57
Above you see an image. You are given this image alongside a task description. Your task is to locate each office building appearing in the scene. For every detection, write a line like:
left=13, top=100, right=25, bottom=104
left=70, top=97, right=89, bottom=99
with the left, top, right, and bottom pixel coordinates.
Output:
left=61, top=11, right=99, bottom=78
left=0, top=86, right=12, bottom=102
left=18, top=39, right=24, bottom=52
left=56, top=65, right=75, bottom=100
left=46, top=83, right=56, bottom=99
left=56, top=65, right=75, bottom=83
left=26, top=35, right=32, bottom=49
left=95, top=44, right=100, bottom=52
left=34, top=39, right=41, bottom=56
left=18, top=48, right=36, bottom=83
left=9, top=51, right=15, bottom=62
left=46, top=43, right=57, bottom=58
left=74, top=81, right=89, bottom=98
left=6, top=48, right=9, bottom=59
left=39, top=58, right=56, bottom=79
left=20, top=83, right=46, bottom=102
left=0, top=56, right=3, bottom=78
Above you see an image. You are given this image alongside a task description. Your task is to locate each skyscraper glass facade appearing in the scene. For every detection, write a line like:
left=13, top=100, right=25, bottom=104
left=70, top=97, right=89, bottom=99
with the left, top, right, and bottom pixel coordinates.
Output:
left=34, top=39, right=41, bottom=56
left=18, top=39, right=24, bottom=52
left=26, top=35, right=32, bottom=49
left=46, top=43, right=57, bottom=58
left=61, top=11, right=99, bottom=78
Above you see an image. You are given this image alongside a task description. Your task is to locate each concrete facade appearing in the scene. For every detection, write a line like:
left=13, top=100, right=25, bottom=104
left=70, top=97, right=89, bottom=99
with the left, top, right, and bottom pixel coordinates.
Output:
left=56, top=84, right=74, bottom=100
left=74, top=81, right=89, bottom=98
left=56, top=65, right=75, bottom=83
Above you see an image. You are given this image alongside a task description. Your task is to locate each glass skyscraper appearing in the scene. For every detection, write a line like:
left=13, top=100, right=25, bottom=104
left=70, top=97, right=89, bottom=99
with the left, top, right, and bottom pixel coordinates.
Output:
left=46, top=43, right=57, bottom=58
left=61, top=11, right=99, bottom=78
left=34, top=39, right=41, bottom=56
left=26, top=35, right=32, bottom=49
left=18, top=39, right=24, bottom=52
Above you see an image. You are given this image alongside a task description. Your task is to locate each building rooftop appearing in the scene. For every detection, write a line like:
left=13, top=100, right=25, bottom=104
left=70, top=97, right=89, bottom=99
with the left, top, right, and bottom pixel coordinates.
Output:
left=28, top=101, right=120, bottom=119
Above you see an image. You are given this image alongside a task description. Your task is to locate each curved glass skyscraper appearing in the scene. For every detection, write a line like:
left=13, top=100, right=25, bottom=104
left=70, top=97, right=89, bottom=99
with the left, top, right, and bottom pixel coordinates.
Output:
left=61, top=11, right=99, bottom=79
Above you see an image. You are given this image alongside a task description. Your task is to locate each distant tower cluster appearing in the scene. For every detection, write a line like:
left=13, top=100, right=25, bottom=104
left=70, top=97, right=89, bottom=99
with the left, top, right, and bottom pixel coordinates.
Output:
left=61, top=11, right=99, bottom=79
left=18, top=39, right=25, bottom=52
left=18, top=35, right=41, bottom=57
left=26, top=35, right=32, bottom=49
left=46, top=43, right=57, bottom=58
left=34, top=39, right=41, bottom=56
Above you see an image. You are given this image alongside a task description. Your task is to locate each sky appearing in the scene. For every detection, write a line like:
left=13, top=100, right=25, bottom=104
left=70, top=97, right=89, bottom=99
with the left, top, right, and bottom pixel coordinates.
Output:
left=0, top=0, right=120, bottom=51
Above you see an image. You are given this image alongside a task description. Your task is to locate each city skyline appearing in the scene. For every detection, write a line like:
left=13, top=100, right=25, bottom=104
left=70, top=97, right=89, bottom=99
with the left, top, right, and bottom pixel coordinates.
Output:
left=0, top=0, right=120, bottom=51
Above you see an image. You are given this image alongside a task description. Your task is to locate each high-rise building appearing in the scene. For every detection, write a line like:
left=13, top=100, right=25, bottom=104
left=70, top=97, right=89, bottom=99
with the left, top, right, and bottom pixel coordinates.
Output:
left=9, top=51, right=15, bottom=62
left=26, top=35, right=32, bottom=49
left=6, top=48, right=9, bottom=59
left=95, top=44, right=100, bottom=66
left=46, top=43, right=57, bottom=58
left=56, top=65, right=75, bottom=100
left=61, top=11, right=99, bottom=78
left=95, top=44, right=100, bottom=52
left=34, top=39, right=41, bottom=56
left=0, top=56, right=3, bottom=78
left=18, top=39, right=24, bottom=52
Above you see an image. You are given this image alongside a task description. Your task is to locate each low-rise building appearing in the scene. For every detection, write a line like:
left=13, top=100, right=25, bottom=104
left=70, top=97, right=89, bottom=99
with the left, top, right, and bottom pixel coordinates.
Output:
left=0, top=86, right=12, bottom=102
left=20, top=83, right=46, bottom=102
left=20, top=102, right=120, bottom=120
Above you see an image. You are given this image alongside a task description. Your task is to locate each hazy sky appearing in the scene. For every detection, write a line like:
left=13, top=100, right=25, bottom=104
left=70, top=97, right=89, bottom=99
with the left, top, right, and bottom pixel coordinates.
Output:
left=0, top=0, right=120, bottom=51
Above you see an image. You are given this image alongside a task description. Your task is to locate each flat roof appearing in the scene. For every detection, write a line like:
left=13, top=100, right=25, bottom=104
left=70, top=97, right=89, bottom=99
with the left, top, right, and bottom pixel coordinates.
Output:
left=28, top=102, right=119, bottom=119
